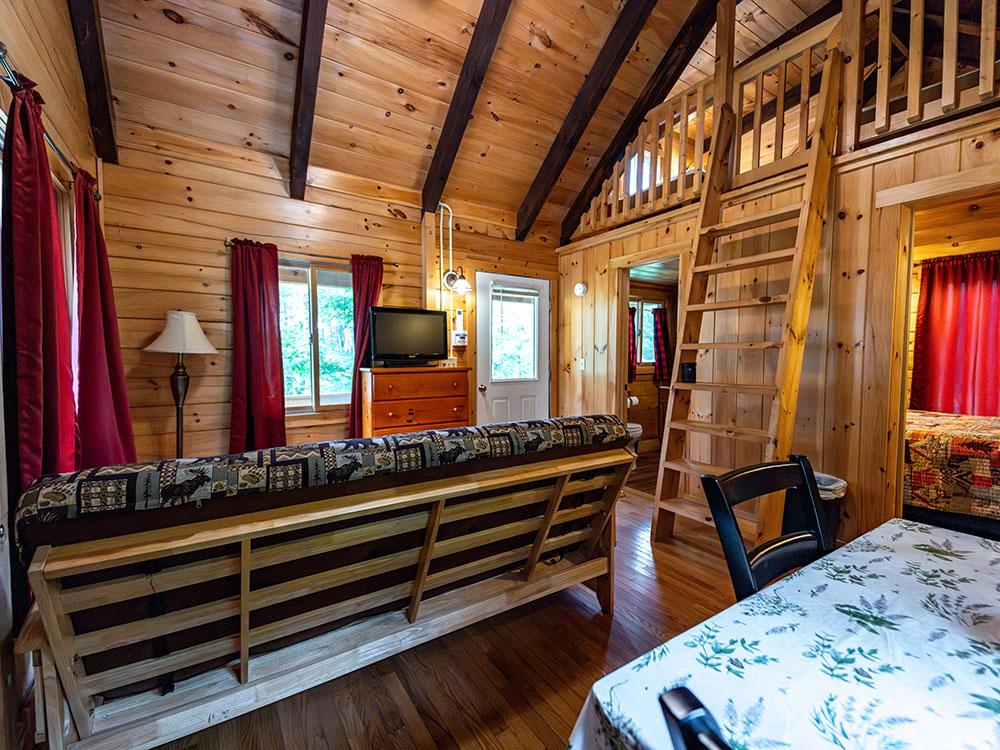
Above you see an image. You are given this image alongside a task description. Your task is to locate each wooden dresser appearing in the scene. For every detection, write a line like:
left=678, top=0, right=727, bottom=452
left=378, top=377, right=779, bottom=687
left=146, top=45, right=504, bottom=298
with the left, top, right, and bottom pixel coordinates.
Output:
left=359, top=367, right=471, bottom=437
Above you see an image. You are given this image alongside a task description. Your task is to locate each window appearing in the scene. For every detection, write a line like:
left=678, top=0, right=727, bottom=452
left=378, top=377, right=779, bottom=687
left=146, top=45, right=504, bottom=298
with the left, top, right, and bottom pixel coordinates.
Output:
left=490, top=283, right=539, bottom=382
left=627, top=151, right=652, bottom=197
left=630, top=299, right=662, bottom=365
left=278, top=262, right=355, bottom=410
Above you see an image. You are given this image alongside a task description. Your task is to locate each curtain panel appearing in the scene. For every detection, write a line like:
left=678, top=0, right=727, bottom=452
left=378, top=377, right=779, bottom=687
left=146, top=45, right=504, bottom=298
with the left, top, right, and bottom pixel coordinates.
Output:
left=1, top=76, right=77, bottom=493
left=75, top=168, right=137, bottom=467
left=627, top=306, right=637, bottom=383
left=651, top=307, right=672, bottom=383
left=910, top=250, right=1000, bottom=417
left=348, top=255, right=383, bottom=438
left=229, top=239, right=286, bottom=452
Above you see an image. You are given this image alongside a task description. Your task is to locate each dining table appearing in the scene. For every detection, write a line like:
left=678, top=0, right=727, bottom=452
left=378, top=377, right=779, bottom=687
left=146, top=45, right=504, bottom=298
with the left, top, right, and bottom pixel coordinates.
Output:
left=570, top=518, right=1000, bottom=749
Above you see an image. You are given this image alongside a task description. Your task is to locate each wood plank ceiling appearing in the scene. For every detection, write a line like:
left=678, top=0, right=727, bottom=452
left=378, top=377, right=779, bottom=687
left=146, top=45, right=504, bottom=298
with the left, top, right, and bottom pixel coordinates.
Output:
left=99, top=0, right=831, bottom=241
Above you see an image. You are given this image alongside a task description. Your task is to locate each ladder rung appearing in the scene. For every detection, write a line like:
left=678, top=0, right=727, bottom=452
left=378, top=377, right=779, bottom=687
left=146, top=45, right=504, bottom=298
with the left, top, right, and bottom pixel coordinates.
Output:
left=686, top=294, right=788, bottom=312
left=679, top=341, right=782, bottom=351
left=668, top=420, right=772, bottom=443
left=694, top=247, right=797, bottom=275
left=658, top=495, right=758, bottom=537
left=672, top=381, right=777, bottom=396
left=662, top=458, right=731, bottom=477
left=700, top=204, right=802, bottom=239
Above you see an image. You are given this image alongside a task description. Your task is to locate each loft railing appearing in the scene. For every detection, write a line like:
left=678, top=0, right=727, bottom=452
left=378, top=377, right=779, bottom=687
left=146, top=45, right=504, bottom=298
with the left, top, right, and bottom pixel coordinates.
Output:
left=575, top=16, right=840, bottom=238
left=844, top=0, right=1000, bottom=146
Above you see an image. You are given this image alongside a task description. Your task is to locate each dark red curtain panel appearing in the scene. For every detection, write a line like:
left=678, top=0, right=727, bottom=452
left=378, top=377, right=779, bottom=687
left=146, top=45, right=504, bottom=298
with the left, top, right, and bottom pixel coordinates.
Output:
left=75, top=169, right=137, bottom=467
left=911, top=250, right=1000, bottom=417
left=627, top=306, right=637, bottom=383
left=229, top=239, right=286, bottom=452
left=1, top=77, right=77, bottom=493
left=652, top=306, right=672, bottom=383
left=348, top=254, right=383, bottom=438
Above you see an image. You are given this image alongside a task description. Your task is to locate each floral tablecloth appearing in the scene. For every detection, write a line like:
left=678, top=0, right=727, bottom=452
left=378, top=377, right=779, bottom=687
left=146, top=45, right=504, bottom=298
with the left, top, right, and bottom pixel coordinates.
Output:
left=570, top=519, right=1000, bottom=749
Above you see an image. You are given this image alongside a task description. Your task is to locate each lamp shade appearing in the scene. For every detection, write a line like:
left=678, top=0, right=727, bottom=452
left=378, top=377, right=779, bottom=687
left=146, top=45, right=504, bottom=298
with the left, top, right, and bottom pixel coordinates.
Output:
left=144, top=310, right=218, bottom=355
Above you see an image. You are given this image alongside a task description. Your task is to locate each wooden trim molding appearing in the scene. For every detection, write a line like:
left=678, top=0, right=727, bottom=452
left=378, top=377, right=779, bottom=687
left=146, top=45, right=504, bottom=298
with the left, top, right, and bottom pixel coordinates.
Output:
left=874, top=161, right=1000, bottom=208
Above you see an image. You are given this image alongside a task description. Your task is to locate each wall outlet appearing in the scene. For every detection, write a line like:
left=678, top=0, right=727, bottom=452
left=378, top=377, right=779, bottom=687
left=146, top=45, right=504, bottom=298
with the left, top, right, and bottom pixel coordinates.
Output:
left=578, top=358, right=586, bottom=371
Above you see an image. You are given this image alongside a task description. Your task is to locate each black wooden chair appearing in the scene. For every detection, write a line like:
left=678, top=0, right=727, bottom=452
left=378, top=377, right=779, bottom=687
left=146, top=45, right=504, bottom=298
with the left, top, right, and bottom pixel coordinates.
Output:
left=701, top=455, right=833, bottom=601
left=660, top=687, right=732, bottom=750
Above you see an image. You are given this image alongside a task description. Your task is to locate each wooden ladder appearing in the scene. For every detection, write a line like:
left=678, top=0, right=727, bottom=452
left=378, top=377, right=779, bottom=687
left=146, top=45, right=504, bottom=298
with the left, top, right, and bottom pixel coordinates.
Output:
left=652, top=48, right=842, bottom=546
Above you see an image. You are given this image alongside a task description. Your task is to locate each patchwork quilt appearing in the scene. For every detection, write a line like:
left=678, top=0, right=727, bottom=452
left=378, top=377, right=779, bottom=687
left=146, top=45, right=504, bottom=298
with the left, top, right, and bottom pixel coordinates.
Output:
left=16, top=415, right=627, bottom=534
left=904, top=409, right=1000, bottom=521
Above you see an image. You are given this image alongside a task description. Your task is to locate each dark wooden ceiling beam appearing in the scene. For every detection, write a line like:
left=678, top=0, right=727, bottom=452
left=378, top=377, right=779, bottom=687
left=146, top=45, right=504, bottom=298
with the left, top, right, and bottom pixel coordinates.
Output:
left=515, top=0, right=661, bottom=241
left=289, top=0, right=329, bottom=200
left=67, top=0, right=118, bottom=163
left=421, top=0, right=513, bottom=214
left=559, top=0, right=717, bottom=244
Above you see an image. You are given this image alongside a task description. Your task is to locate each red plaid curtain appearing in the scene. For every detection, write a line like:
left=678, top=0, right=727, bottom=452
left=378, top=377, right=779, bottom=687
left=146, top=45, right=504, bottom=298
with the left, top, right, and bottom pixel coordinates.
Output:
left=627, top=305, right=637, bottom=383
left=652, top=307, right=672, bottom=382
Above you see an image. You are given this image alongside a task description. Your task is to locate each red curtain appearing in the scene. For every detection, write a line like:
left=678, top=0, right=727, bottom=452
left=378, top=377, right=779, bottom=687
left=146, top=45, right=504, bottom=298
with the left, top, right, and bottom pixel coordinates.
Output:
left=75, top=169, right=136, bottom=467
left=652, top=306, right=672, bottom=382
left=348, top=255, right=383, bottom=438
left=1, top=76, right=77, bottom=492
left=229, top=239, right=286, bottom=452
left=911, top=250, right=1000, bottom=416
left=627, top=305, right=637, bottom=383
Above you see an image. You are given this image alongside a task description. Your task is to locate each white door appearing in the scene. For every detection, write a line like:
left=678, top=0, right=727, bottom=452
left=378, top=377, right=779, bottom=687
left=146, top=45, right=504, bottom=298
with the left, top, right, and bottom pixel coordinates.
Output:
left=475, top=273, right=550, bottom=424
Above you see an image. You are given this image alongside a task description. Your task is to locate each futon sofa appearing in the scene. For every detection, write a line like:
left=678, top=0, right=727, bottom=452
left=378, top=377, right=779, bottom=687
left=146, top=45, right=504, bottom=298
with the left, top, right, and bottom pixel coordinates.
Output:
left=16, top=415, right=632, bottom=750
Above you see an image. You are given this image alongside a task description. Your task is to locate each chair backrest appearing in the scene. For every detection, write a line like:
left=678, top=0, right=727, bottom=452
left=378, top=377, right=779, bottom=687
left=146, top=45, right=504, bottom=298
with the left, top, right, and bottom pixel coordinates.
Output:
left=660, top=687, right=732, bottom=750
left=701, top=455, right=833, bottom=601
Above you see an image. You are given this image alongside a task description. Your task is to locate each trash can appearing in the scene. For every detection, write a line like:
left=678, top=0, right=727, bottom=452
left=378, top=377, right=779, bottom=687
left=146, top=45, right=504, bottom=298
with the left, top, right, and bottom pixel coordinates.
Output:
left=782, top=471, right=846, bottom=540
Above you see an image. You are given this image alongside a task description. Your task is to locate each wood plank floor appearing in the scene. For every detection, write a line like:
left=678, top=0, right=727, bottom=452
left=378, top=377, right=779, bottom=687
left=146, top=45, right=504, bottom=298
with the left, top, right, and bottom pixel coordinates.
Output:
left=162, top=490, right=734, bottom=750
left=626, top=444, right=660, bottom=494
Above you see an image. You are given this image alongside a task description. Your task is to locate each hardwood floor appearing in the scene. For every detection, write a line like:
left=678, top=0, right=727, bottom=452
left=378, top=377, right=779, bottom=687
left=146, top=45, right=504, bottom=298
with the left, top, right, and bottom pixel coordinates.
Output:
left=162, top=490, right=733, bottom=750
left=626, top=444, right=661, bottom=495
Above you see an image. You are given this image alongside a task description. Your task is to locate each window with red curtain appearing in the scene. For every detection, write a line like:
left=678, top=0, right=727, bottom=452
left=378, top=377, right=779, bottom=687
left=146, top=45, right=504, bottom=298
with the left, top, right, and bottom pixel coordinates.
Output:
left=229, top=239, right=286, bottom=452
left=75, top=168, right=136, bottom=467
left=651, top=306, right=672, bottom=382
left=348, top=255, right=383, bottom=438
left=627, top=305, right=638, bottom=383
left=910, top=250, right=1000, bottom=417
left=1, top=76, right=77, bottom=493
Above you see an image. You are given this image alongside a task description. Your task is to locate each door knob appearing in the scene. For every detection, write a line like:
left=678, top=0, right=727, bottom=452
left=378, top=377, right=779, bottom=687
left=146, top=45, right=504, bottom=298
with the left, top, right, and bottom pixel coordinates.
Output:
left=478, top=385, right=487, bottom=393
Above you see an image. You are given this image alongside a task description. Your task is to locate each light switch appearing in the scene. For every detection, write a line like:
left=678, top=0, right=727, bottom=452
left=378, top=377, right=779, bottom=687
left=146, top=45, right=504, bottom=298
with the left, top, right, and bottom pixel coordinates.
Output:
left=579, top=359, right=586, bottom=371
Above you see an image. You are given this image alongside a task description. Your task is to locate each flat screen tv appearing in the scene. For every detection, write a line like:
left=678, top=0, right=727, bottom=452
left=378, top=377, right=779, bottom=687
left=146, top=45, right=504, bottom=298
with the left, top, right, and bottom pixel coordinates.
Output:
left=369, top=306, right=448, bottom=366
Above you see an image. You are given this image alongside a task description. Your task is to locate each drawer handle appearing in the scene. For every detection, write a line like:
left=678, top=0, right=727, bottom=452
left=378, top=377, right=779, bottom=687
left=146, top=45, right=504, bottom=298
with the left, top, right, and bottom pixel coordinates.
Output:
left=387, top=411, right=395, bottom=417
left=387, top=384, right=394, bottom=390
left=452, top=381, right=459, bottom=387
left=453, top=407, right=459, bottom=413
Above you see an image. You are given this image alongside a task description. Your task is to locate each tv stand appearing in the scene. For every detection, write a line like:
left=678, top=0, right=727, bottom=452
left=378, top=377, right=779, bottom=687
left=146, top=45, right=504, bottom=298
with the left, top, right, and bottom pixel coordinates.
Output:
left=359, top=367, right=471, bottom=437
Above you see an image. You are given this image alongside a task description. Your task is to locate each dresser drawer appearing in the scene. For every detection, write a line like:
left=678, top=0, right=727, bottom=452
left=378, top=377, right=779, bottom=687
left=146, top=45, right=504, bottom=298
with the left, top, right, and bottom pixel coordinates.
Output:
left=371, top=370, right=468, bottom=401
left=371, top=396, right=468, bottom=430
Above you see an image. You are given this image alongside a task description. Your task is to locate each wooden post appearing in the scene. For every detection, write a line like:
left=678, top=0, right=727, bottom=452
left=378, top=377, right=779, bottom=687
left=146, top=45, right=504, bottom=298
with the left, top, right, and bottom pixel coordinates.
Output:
left=840, top=0, right=863, bottom=151
left=715, top=0, right=736, bottom=111
left=239, top=539, right=250, bottom=683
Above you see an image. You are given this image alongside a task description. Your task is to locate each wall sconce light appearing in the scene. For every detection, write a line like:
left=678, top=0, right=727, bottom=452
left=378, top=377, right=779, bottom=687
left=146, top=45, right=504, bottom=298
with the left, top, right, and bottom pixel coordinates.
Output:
left=573, top=282, right=588, bottom=297
left=444, top=265, right=472, bottom=295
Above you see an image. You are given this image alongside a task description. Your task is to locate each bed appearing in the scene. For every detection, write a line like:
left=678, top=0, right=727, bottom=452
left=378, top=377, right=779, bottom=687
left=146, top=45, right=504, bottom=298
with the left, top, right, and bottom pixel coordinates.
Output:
left=903, top=409, right=1000, bottom=537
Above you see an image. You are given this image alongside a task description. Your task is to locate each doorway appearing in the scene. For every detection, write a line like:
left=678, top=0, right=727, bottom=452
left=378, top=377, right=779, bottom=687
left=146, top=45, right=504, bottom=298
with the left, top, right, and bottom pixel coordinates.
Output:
left=475, top=273, right=551, bottom=424
left=624, top=258, right=680, bottom=494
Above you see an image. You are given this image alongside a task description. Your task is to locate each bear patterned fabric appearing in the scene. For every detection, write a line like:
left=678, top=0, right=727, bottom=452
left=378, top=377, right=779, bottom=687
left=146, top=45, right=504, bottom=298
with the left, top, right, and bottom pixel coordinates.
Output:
left=16, top=415, right=627, bottom=534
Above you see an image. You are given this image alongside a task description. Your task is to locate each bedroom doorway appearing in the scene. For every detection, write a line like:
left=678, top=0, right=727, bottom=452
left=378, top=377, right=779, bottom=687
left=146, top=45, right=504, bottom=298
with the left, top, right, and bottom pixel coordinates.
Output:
left=475, top=273, right=551, bottom=424
left=899, top=187, right=1000, bottom=538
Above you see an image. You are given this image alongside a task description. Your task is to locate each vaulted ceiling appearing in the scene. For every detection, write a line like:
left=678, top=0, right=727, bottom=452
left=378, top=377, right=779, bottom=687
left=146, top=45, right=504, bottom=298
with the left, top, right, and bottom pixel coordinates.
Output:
left=98, top=0, right=831, bottom=239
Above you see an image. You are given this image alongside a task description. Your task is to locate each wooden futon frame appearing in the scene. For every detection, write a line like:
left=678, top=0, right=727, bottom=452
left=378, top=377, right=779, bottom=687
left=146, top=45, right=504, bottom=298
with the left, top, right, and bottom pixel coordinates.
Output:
left=16, top=447, right=633, bottom=749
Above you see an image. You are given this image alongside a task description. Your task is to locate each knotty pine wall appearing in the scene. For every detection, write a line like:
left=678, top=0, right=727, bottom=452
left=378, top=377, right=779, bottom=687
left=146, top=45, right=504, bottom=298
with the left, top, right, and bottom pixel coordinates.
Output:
left=557, top=112, right=1000, bottom=541
left=104, top=125, right=555, bottom=460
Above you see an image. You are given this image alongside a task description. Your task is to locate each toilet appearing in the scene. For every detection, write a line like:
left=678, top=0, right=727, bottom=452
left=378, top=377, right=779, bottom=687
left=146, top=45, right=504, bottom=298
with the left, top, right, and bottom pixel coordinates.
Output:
left=626, top=422, right=643, bottom=451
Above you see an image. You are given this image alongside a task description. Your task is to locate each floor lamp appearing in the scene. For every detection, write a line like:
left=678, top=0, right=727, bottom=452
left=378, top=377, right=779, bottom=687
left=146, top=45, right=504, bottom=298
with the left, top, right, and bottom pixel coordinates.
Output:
left=144, top=310, right=218, bottom=458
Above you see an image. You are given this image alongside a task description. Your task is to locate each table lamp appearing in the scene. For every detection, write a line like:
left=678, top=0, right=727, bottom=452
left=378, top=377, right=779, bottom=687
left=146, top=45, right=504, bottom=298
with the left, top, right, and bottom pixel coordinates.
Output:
left=144, top=310, right=218, bottom=457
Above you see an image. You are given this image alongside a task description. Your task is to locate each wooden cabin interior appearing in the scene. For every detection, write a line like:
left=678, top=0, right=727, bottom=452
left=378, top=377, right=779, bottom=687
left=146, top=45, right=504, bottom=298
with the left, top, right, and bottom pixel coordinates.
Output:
left=1, top=0, right=999, bottom=748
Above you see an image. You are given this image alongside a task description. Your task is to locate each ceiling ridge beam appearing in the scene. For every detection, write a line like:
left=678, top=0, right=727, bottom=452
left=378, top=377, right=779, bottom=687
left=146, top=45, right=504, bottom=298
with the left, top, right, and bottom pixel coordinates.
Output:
left=514, top=0, right=662, bottom=241
left=421, top=0, right=514, bottom=214
left=559, top=0, right=718, bottom=244
left=289, top=0, right=330, bottom=200
left=68, top=0, right=118, bottom=163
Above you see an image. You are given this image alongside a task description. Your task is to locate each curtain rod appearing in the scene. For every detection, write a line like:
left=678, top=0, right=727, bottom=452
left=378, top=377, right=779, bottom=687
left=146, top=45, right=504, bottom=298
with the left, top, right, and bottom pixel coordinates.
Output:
left=0, top=42, right=102, bottom=202
left=223, top=239, right=400, bottom=268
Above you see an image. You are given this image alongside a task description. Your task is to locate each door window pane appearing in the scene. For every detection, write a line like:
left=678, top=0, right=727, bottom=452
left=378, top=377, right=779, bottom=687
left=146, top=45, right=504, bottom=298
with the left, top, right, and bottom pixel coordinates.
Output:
left=315, top=269, right=355, bottom=405
left=491, top=285, right=538, bottom=381
left=279, top=268, right=313, bottom=408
